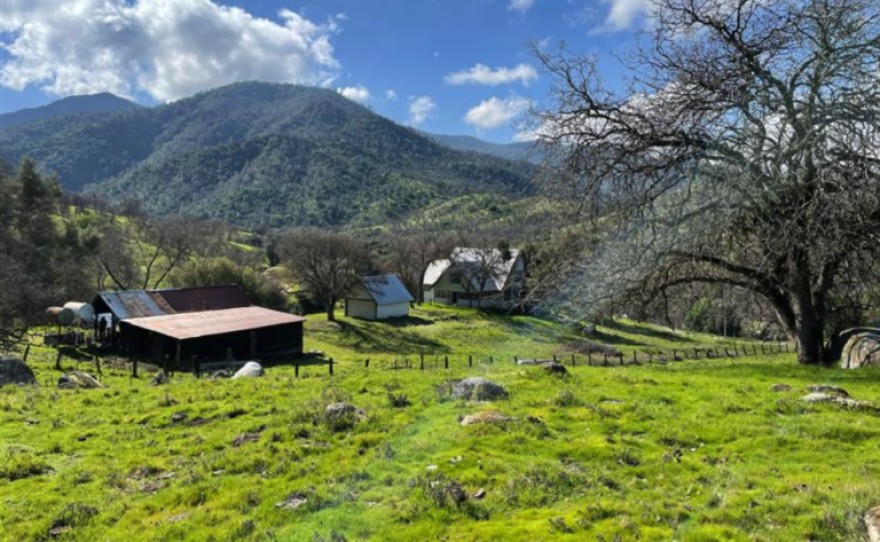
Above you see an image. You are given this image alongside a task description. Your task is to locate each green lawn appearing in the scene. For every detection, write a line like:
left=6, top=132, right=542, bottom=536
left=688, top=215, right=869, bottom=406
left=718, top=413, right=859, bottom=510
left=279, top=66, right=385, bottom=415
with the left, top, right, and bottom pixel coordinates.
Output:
left=1, top=306, right=878, bottom=541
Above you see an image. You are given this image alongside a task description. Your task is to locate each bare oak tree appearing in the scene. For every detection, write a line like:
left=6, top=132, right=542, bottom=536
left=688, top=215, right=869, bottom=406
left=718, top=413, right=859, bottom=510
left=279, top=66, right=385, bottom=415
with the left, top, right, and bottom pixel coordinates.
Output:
left=277, top=229, right=374, bottom=321
left=532, top=0, right=880, bottom=363
left=384, top=228, right=455, bottom=305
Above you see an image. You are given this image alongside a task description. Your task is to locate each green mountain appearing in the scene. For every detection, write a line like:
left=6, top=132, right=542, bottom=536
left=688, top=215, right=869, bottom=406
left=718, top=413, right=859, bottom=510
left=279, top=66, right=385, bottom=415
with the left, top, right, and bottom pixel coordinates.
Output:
left=423, top=132, right=542, bottom=164
left=0, top=83, right=535, bottom=228
left=0, top=92, right=140, bottom=129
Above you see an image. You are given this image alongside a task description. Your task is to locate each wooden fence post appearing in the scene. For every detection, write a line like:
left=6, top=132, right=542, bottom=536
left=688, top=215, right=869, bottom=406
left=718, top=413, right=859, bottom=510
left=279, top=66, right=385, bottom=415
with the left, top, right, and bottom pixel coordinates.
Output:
left=23, top=344, right=30, bottom=363
left=55, top=350, right=63, bottom=371
left=94, top=355, right=103, bottom=376
left=618, top=353, right=624, bottom=365
left=571, top=354, right=576, bottom=367
left=633, top=351, right=638, bottom=364
left=603, top=353, right=608, bottom=366
left=588, top=351, right=592, bottom=365
left=444, top=356, right=449, bottom=369
left=329, top=358, right=334, bottom=376
left=133, top=358, right=139, bottom=379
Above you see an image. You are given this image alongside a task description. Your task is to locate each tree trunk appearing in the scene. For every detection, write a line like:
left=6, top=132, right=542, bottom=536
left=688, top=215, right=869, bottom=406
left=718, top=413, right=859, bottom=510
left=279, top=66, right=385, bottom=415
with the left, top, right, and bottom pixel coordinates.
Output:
left=327, top=301, right=336, bottom=322
left=794, top=307, right=826, bottom=364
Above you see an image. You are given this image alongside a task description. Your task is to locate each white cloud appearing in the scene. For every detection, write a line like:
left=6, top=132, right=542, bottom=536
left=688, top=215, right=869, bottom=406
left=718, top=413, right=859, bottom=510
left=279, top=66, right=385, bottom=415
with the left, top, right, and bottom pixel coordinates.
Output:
left=508, top=0, right=536, bottom=13
left=337, top=84, right=371, bottom=103
left=408, top=95, right=436, bottom=126
left=464, top=96, right=531, bottom=130
left=385, top=89, right=398, bottom=101
left=445, top=63, right=538, bottom=86
left=0, top=0, right=342, bottom=101
left=601, top=0, right=650, bottom=31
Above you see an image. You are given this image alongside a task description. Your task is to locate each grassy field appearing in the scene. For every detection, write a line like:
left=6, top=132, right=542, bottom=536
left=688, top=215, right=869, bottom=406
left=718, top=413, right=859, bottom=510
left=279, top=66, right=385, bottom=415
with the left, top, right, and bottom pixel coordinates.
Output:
left=1, top=305, right=878, bottom=541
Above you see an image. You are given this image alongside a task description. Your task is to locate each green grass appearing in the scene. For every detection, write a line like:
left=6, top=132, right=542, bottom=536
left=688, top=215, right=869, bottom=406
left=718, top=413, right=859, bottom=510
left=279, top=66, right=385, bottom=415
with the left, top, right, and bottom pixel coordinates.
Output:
left=2, top=306, right=878, bottom=541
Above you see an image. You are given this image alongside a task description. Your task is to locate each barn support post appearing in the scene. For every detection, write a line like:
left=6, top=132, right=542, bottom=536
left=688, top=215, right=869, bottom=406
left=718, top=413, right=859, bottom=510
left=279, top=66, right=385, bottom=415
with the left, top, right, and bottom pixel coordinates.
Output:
left=132, top=358, right=138, bottom=378
left=249, top=330, right=258, bottom=360
left=175, top=341, right=182, bottom=369
left=295, top=360, right=300, bottom=378
left=329, top=358, right=334, bottom=376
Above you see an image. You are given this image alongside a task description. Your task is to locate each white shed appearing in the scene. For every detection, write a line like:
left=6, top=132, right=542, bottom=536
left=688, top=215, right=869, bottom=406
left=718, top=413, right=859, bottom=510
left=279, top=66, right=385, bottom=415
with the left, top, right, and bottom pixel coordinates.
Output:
left=345, top=275, right=414, bottom=320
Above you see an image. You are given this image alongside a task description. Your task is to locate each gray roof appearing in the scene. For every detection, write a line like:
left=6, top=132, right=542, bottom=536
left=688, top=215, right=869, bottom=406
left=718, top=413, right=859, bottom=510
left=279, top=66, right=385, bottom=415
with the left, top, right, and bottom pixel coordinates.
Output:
left=423, top=247, right=522, bottom=291
left=354, top=275, right=414, bottom=305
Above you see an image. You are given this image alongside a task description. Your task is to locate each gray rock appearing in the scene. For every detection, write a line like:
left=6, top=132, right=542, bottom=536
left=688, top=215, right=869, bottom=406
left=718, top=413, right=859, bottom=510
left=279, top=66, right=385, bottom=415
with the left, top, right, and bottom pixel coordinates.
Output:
left=0, top=357, right=36, bottom=387
left=516, top=359, right=546, bottom=366
left=841, top=331, right=880, bottom=369
left=451, top=377, right=509, bottom=401
left=57, top=371, right=102, bottom=389
left=802, top=392, right=877, bottom=411
left=209, top=370, right=232, bottom=379
left=150, top=372, right=168, bottom=386
left=806, top=384, right=849, bottom=397
left=324, top=402, right=363, bottom=430
left=232, top=361, right=264, bottom=379
left=770, top=383, right=792, bottom=392
left=460, top=411, right=511, bottom=426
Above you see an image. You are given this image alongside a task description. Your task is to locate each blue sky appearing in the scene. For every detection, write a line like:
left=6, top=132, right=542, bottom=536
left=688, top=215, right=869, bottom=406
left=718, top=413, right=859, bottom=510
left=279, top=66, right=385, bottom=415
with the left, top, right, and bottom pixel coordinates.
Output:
left=0, top=0, right=648, bottom=142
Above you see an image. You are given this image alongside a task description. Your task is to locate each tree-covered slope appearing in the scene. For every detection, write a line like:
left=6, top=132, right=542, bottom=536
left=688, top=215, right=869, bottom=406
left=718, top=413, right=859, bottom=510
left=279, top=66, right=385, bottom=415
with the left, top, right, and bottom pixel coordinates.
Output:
left=0, top=83, right=536, bottom=228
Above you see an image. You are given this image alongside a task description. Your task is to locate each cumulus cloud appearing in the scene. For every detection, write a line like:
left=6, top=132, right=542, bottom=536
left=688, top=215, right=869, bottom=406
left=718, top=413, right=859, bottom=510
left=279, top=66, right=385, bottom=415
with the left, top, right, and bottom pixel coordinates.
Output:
left=601, top=0, right=650, bottom=31
left=464, top=96, right=531, bottom=130
left=408, top=95, right=436, bottom=126
left=445, top=63, right=538, bottom=86
left=508, top=0, right=536, bottom=13
left=0, top=0, right=342, bottom=101
left=385, top=89, right=398, bottom=101
left=337, top=84, right=371, bottom=103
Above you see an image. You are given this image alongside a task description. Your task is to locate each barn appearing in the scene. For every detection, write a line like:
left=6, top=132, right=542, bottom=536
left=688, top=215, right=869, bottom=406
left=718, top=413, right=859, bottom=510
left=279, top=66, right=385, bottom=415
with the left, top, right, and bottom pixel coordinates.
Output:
left=92, top=285, right=304, bottom=366
left=344, top=275, right=413, bottom=320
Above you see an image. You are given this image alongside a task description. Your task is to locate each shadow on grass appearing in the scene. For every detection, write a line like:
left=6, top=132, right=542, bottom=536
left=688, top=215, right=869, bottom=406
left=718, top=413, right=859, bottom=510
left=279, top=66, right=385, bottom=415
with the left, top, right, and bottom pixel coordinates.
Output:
left=376, top=315, right=434, bottom=328
left=603, top=321, right=695, bottom=344
left=333, top=321, right=449, bottom=354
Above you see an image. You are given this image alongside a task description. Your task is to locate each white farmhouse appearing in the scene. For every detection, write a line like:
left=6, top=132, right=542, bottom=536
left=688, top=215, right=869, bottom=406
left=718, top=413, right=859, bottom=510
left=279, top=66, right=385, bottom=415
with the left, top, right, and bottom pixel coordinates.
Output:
left=423, top=247, right=526, bottom=310
left=344, top=274, right=414, bottom=320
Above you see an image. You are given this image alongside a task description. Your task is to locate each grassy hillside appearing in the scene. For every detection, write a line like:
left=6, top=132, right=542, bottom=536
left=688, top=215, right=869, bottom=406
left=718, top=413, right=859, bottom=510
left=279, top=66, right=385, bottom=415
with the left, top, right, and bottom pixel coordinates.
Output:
left=1, top=307, right=877, bottom=541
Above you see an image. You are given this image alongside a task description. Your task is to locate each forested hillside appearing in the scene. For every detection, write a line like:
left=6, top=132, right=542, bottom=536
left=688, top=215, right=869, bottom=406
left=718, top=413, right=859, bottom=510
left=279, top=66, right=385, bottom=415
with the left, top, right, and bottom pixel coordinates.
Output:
left=0, top=83, right=536, bottom=229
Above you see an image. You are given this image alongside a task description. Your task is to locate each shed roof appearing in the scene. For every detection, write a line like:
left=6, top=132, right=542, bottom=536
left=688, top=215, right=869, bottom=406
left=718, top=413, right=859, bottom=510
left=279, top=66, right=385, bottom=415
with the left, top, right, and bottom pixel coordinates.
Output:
left=123, top=306, right=305, bottom=340
left=350, top=275, right=414, bottom=305
left=94, top=285, right=251, bottom=320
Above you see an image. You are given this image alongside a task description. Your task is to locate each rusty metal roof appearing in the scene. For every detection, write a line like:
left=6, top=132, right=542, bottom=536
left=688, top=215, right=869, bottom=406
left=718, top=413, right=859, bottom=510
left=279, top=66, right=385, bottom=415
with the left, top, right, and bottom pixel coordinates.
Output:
left=94, top=290, right=175, bottom=320
left=159, top=285, right=252, bottom=313
left=123, top=306, right=305, bottom=340
left=94, top=285, right=251, bottom=320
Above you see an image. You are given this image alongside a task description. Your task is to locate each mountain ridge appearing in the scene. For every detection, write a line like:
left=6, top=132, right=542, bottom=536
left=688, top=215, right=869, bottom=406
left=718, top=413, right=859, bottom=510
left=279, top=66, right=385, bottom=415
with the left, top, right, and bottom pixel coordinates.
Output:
left=0, top=82, right=536, bottom=229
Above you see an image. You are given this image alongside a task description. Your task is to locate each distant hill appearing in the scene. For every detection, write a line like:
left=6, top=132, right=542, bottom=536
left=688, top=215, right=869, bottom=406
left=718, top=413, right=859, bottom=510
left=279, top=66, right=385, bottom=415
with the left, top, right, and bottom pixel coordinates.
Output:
left=0, top=83, right=535, bottom=228
left=0, top=93, right=140, bottom=130
left=423, top=132, right=542, bottom=164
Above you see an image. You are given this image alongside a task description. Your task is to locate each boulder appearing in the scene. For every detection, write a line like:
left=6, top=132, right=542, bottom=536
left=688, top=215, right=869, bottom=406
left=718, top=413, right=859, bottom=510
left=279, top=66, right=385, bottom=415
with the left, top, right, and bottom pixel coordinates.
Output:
left=450, top=377, right=509, bottom=401
left=150, top=372, right=168, bottom=386
left=806, top=384, right=849, bottom=397
left=460, top=410, right=511, bottom=426
left=802, top=392, right=877, bottom=412
left=209, top=370, right=232, bottom=379
left=841, top=332, right=880, bottom=369
left=57, top=371, right=102, bottom=389
left=231, top=362, right=264, bottom=379
left=0, top=357, right=36, bottom=387
left=324, top=402, right=363, bottom=430
left=866, top=506, right=880, bottom=542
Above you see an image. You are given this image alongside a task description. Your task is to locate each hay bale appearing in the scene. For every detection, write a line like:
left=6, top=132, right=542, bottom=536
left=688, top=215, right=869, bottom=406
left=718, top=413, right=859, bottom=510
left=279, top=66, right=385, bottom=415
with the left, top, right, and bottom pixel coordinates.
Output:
left=232, top=362, right=264, bottom=379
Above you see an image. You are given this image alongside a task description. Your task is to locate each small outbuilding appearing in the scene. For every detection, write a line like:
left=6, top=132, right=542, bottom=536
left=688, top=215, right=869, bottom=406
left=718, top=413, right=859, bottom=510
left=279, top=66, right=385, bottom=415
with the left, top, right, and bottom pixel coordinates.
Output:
left=345, top=275, right=413, bottom=320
